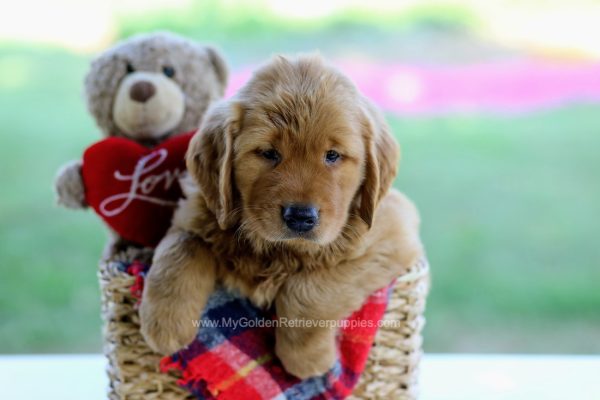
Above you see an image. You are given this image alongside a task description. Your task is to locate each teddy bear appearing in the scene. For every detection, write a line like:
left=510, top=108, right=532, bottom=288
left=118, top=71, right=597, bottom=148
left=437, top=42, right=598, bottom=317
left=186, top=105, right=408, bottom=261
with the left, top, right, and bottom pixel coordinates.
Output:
left=54, top=31, right=228, bottom=252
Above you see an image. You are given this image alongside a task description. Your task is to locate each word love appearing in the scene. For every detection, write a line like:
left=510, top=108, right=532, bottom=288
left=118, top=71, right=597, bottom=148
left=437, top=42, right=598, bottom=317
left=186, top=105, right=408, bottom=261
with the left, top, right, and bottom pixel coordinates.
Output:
left=99, top=149, right=185, bottom=217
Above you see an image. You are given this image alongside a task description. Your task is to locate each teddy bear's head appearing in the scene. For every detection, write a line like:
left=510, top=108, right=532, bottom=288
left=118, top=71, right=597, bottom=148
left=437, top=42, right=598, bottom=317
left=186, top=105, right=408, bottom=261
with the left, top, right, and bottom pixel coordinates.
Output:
left=85, top=32, right=228, bottom=141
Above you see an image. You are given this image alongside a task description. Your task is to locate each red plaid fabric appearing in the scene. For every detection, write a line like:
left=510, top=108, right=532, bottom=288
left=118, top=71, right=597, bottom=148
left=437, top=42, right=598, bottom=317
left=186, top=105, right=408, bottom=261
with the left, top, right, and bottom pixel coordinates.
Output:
left=127, top=261, right=392, bottom=399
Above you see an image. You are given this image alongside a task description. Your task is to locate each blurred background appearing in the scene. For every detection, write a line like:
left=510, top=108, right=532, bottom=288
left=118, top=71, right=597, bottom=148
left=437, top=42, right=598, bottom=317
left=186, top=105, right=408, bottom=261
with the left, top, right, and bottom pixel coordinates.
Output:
left=1, top=0, right=599, bottom=354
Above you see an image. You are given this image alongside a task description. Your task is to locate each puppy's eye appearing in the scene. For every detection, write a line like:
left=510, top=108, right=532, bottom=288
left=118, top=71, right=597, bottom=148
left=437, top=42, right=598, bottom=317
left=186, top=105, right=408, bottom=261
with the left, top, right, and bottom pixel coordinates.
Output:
left=126, top=63, right=135, bottom=74
left=162, top=66, right=175, bottom=78
left=261, top=149, right=281, bottom=164
left=325, top=150, right=341, bottom=164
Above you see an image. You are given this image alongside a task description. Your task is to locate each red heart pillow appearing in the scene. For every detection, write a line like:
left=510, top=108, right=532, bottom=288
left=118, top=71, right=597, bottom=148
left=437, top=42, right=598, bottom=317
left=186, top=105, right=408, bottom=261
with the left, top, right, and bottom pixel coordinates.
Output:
left=82, top=132, right=194, bottom=247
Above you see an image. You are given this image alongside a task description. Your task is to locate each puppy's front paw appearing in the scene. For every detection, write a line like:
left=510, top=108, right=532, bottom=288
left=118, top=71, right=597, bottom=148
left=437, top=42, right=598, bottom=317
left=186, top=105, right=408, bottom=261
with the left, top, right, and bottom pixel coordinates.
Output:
left=139, top=299, right=199, bottom=355
left=275, top=330, right=336, bottom=379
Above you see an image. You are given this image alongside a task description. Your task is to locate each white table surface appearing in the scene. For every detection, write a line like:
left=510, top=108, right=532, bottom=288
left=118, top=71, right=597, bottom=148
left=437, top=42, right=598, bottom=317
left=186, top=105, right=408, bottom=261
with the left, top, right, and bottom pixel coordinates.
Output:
left=0, top=354, right=598, bottom=399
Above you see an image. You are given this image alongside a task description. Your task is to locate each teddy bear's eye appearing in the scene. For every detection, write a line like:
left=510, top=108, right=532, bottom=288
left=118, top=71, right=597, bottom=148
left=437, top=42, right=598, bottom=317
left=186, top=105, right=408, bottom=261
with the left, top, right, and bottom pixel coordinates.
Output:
left=162, top=66, right=175, bottom=78
left=126, top=63, right=135, bottom=74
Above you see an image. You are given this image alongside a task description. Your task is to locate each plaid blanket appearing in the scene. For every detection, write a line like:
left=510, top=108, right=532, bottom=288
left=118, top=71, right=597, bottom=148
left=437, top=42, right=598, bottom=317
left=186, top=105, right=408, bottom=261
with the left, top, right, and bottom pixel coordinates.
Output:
left=126, top=260, right=392, bottom=400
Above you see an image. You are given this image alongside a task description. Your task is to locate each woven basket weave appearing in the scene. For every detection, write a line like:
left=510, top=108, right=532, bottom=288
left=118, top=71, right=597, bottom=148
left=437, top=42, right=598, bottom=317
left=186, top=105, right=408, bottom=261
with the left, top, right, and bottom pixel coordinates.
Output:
left=98, top=247, right=429, bottom=400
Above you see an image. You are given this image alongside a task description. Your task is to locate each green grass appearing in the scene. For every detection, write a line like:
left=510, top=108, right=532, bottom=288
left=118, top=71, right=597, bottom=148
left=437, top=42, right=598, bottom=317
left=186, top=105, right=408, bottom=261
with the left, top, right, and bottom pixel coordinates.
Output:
left=390, top=109, right=600, bottom=352
left=0, top=47, right=105, bottom=353
left=115, top=0, right=476, bottom=43
left=0, top=45, right=599, bottom=353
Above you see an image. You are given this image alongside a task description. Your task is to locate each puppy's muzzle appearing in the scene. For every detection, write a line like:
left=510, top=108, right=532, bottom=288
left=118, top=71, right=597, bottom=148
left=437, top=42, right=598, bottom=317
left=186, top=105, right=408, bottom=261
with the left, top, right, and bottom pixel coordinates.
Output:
left=282, top=204, right=319, bottom=233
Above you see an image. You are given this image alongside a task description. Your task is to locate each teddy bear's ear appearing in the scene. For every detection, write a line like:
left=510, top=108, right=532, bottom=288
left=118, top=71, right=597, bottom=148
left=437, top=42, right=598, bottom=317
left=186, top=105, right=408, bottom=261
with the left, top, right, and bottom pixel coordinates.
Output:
left=206, top=46, right=228, bottom=92
left=84, top=52, right=126, bottom=136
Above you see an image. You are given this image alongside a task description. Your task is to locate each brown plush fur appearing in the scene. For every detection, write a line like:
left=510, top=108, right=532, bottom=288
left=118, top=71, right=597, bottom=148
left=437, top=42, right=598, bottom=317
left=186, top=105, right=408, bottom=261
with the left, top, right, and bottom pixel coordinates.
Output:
left=55, top=32, right=228, bottom=254
left=140, top=55, right=425, bottom=379
left=85, top=31, right=227, bottom=140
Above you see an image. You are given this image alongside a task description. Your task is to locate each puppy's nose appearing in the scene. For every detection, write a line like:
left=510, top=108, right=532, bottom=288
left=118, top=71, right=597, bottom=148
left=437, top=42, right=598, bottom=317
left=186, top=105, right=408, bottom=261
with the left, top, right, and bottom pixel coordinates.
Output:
left=129, top=80, right=156, bottom=103
left=282, top=205, right=319, bottom=233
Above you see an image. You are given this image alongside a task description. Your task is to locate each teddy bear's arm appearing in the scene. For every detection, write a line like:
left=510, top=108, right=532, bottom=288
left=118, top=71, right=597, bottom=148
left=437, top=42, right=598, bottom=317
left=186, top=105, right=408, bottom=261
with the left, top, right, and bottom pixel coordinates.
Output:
left=54, top=160, right=87, bottom=209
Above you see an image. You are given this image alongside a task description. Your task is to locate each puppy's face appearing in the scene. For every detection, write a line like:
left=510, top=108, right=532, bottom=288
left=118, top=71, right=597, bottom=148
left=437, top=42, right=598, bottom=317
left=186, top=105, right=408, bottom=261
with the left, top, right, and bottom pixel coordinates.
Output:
left=188, top=56, right=398, bottom=249
left=234, top=101, right=365, bottom=245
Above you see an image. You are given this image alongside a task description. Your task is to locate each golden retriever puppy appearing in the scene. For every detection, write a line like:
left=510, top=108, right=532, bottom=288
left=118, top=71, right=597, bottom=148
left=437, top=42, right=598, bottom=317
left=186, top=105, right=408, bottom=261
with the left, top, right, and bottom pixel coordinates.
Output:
left=140, top=55, right=425, bottom=379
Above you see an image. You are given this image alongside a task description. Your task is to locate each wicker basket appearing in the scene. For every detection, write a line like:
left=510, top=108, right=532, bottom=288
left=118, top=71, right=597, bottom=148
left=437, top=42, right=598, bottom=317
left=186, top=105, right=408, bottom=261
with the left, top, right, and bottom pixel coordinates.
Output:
left=98, top=247, right=429, bottom=400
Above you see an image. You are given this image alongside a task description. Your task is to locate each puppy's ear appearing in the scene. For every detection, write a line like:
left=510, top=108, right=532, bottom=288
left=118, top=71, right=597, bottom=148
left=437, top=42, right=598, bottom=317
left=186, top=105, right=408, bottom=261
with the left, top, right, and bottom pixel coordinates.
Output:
left=186, top=101, right=243, bottom=230
left=358, top=100, right=399, bottom=228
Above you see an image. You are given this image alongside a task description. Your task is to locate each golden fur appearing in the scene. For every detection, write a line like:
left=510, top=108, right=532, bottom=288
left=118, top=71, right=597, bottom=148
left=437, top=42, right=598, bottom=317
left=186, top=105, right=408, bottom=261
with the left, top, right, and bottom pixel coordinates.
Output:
left=140, top=55, right=425, bottom=379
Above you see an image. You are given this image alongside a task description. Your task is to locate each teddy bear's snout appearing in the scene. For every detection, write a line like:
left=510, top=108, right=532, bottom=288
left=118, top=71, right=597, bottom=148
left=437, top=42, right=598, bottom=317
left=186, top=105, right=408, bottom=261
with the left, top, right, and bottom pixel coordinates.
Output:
left=112, top=71, right=186, bottom=138
left=129, top=81, right=156, bottom=103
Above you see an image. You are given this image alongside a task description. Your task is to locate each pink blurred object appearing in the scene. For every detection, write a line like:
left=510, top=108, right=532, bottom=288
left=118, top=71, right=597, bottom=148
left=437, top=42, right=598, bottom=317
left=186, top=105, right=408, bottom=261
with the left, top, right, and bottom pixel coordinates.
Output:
left=226, top=60, right=600, bottom=114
